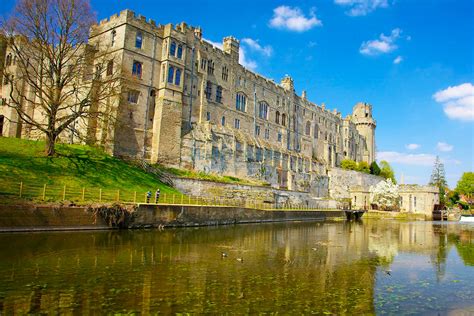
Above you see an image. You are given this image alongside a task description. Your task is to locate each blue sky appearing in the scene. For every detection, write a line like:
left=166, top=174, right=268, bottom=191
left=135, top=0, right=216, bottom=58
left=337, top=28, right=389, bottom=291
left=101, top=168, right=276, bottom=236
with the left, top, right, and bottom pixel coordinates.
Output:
left=2, top=0, right=473, bottom=187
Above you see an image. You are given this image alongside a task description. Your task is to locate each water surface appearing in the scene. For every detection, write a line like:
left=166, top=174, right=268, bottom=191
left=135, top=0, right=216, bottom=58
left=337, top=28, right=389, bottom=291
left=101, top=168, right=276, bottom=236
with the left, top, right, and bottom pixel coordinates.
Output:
left=0, top=220, right=472, bottom=314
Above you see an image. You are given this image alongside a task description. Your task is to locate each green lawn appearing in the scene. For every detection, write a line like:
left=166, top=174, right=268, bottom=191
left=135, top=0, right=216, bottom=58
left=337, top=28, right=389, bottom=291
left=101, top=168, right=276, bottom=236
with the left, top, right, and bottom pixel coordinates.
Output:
left=0, top=137, right=180, bottom=202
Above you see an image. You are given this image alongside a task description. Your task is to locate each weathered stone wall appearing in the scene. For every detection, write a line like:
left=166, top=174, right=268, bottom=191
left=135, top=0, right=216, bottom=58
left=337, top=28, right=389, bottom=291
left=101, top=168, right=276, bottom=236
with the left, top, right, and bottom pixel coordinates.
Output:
left=172, top=177, right=336, bottom=208
left=328, top=168, right=383, bottom=199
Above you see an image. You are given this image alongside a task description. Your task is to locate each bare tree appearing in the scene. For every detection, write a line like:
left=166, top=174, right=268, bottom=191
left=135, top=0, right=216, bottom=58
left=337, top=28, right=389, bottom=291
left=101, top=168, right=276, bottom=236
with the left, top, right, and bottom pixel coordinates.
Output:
left=1, top=0, right=119, bottom=155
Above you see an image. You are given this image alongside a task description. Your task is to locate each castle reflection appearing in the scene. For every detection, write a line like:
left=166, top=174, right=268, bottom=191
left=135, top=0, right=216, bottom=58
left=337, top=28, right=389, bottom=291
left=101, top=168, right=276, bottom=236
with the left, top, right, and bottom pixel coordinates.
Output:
left=0, top=220, right=472, bottom=314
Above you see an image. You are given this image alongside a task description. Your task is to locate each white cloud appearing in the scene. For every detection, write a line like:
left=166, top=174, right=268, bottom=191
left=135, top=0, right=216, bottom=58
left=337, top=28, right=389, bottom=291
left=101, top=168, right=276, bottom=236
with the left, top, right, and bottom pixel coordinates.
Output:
left=433, top=83, right=474, bottom=121
left=241, top=38, right=273, bottom=57
left=405, top=143, right=420, bottom=150
left=360, top=28, right=401, bottom=56
left=204, top=38, right=257, bottom=70
left=436, top=142, right=453, bottom=152
left=334, top=0, right=389, bottom=16
left=377, top=151, right=436, bottom=166
left=393, top=56, right=403, bottom=64
left=269, top=6, right=322, bottom=32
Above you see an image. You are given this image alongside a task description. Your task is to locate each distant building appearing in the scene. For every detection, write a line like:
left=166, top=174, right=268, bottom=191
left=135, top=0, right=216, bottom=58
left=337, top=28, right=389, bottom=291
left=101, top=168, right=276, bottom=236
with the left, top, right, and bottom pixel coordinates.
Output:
left=0, top=10, right=376, bottom=193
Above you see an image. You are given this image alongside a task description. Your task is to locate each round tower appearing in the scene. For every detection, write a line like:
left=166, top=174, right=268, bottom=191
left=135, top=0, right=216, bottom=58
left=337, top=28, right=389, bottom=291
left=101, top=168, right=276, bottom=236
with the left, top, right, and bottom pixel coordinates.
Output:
left=351, top=102, right=376, bottom=164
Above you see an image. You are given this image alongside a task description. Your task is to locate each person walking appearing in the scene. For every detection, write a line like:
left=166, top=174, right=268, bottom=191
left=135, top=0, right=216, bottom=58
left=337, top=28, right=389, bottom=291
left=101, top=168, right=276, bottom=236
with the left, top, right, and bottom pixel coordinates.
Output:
left=146, top=190, right=152, bottom=203
left=155, top=188, right=161, bottom=204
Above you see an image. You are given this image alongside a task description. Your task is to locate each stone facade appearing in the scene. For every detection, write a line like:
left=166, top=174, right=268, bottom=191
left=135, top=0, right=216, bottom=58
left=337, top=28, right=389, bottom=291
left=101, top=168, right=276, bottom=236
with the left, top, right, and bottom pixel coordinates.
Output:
left=350, top=184, right=439, bottom=215
left=329, top=167, right=383, bottom=200
left=0, top=10, right=377, bottom=194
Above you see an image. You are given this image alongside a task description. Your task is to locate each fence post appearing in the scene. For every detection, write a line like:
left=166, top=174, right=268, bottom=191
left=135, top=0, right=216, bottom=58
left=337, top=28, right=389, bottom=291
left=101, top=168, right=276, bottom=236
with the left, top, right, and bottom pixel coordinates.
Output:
left=117, top=190, right=120, bottom=202
left=134, top=191, right=137, bottom=203
left=82, top=187, right=85, bottom=201
left=188, top=195, right=191, bottom=205
left=63, top=185, right=66, bottom=201
left=181, top=195, right=184, bottom=205
left=19, top=182, right=23, bottom=198
left=172, top=194, right=175, bottom=204
left=42, top=184, right=47, bottom=200
left=99, top=188, right=102, bottom=203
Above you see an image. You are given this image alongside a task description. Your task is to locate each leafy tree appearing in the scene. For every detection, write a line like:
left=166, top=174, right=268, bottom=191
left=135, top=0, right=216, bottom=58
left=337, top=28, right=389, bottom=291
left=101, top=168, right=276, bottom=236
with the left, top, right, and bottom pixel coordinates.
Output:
left=357, top=161, right=370, bottom=174
left=370, top=179, right=400, bottom=211
left=341, top=159, right=357, bottom=171
left=429, top=156, right=448, bottom=205
left=370, top=161, right=381, bottom=175
left=379, top=160, right=396, bottom=184
left=455, top=172, right=474, bottom=198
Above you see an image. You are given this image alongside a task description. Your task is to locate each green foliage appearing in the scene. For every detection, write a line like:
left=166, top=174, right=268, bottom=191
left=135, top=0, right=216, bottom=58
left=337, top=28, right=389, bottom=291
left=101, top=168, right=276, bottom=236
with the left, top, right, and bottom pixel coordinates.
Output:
left=446, top=190, right=460, bottom=207
left=155, top=165, right=266, bottom=186
left=341, top=159, right=357, bottom=170
left=379, top=160, right=397, bottom=184
left=370, top=161, right=381, bottom=175
left=429, top=156, right=448, bottom=205
left=0, top=137, right=179, bottom=195
left=455, top=172, right=474, bottom=197
left=357, top=161, right=370, bottom=174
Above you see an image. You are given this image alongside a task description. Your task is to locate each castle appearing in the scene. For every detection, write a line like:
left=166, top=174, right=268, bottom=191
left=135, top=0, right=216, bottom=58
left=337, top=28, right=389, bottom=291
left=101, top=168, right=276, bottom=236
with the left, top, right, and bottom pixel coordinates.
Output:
left=0, top=10, right=376, bottom=196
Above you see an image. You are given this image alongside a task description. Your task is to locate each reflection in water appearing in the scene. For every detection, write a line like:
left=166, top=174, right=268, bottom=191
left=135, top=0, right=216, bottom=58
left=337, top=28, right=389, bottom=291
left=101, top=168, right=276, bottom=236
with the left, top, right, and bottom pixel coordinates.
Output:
left=0, top=220, right=472, bottom=314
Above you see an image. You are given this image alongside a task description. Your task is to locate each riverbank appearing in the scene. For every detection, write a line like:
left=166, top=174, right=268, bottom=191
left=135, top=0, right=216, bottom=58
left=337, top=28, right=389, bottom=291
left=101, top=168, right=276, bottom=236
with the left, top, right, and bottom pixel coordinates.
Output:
left=365, top=210, right=430, bottom=221
left=0, top=203, right=346, bottom=232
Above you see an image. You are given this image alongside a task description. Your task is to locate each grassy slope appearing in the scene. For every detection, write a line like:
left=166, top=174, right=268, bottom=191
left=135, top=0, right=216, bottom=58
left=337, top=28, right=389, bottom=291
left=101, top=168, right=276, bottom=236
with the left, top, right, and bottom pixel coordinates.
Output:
left=0, top=137, right=179, bottom=195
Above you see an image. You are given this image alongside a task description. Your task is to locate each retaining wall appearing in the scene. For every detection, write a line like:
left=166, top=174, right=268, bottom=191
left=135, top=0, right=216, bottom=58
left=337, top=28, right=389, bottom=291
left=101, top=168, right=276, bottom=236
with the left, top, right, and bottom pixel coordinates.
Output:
left=328, top=168, right=383, bottom=199
left=0, top=204, right=345, bottom=232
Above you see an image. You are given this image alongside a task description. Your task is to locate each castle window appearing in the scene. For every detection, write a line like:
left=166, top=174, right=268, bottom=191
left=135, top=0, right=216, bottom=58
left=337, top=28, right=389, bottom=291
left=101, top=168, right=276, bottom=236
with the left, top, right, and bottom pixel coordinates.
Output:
left=222, top=66, right=228, bottom=81
left=111, top=30, right=116, bottom=47
left=132, top=61, right=142, bottom=78
left=275, top=111, right=280, bottom=124
left=281, top=114, right=287, bottom=127
left=207, top=60, right=214, bottom=75
left=236, top=92, right=247, bottom=112
left=177, top=44, right=183, bottom=59
left=255, top=125, right=260, bottom=136
left=277, top=132, right=282, bottom=142
left=175, top=68, right=181, bottom=85
left=247, top=146, right=254, bottom=162
left=265, top=129, right=270, bottom=140
left=6, top=54, right=12, bottom=66
left=206, top=111, right=211, bottom=121
left=135, top=31, right=143, bottom=49
left=205, top=81, right=212, bottom=100
left=95, top=65, right=102, bottom=79
left=106, top=60, right=113, bottom=76
left=221, top=116, right=226, bottom=126
left=305, top=121, right=311, bottom=136
left=127, top=90, right=140, bottom=104
left=234, top=118, right=240, bottom=129
left=314, top=124, right=319, bottom=139
left=256, top=147, right=263, bottom=162
left=200, top=58, right=207, bottom=70
left=170, top=41, right=176, bottom=56
left=216, top=86, right=223, bottom=103
left=258, top=101, right=269, bottom=120
left=167, top=66, right=174, bottom=83
left=325, top=132, right=328, bottom=141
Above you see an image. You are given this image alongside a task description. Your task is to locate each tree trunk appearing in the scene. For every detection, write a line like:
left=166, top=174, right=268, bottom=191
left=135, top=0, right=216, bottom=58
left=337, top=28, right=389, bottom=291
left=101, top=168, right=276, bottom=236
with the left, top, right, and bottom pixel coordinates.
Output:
left=45, top=133, right=57, bottom=156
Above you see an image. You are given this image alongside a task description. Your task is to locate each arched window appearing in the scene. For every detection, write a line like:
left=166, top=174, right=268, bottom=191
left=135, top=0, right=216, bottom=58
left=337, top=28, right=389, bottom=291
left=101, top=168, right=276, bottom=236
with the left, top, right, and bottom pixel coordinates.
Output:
left=325, top=132, right=328, bottom=141
left=170, top=41, right=176, bottom=56
left=175, top=68, right=181, bottom=85
left=314, top=124, right=319, bottom=139
left=167, top=66, right=174, bottom=83
left=135, top=31, right=143, bottom=49
left=275, top=111, right=280, bottom=124
left=106, top=60, right=113, bottom=76
left=305, top=121, right=311, bottom=136
left=177, top=44, right=183, bottom=58
left=111, top=30, right=116, bottom=46
left=221, top=116, right=226, bottom=126
left=281, top=114, right=287, bottom=126
left=132, top=61, right=142, bottom=78
left=258, top=101, right=269, bottom=120
left=329, top=133, right=333, bottom=143
left=5, top=54, right=12, bottom=66
left=236, top=92, right=247, bottom=112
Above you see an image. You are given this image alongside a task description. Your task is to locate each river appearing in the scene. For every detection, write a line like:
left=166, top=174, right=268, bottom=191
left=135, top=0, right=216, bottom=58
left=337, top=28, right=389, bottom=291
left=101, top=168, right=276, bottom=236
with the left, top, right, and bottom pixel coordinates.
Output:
left=0, top=219, right=472, bottom=314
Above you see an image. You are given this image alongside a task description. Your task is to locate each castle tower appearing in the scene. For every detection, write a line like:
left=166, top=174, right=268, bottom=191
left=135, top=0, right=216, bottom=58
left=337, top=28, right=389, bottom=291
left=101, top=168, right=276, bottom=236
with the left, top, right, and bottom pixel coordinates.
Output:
left=351, top=102, right=376, bottom=164
left=223, top=36, right=239, bottom=63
